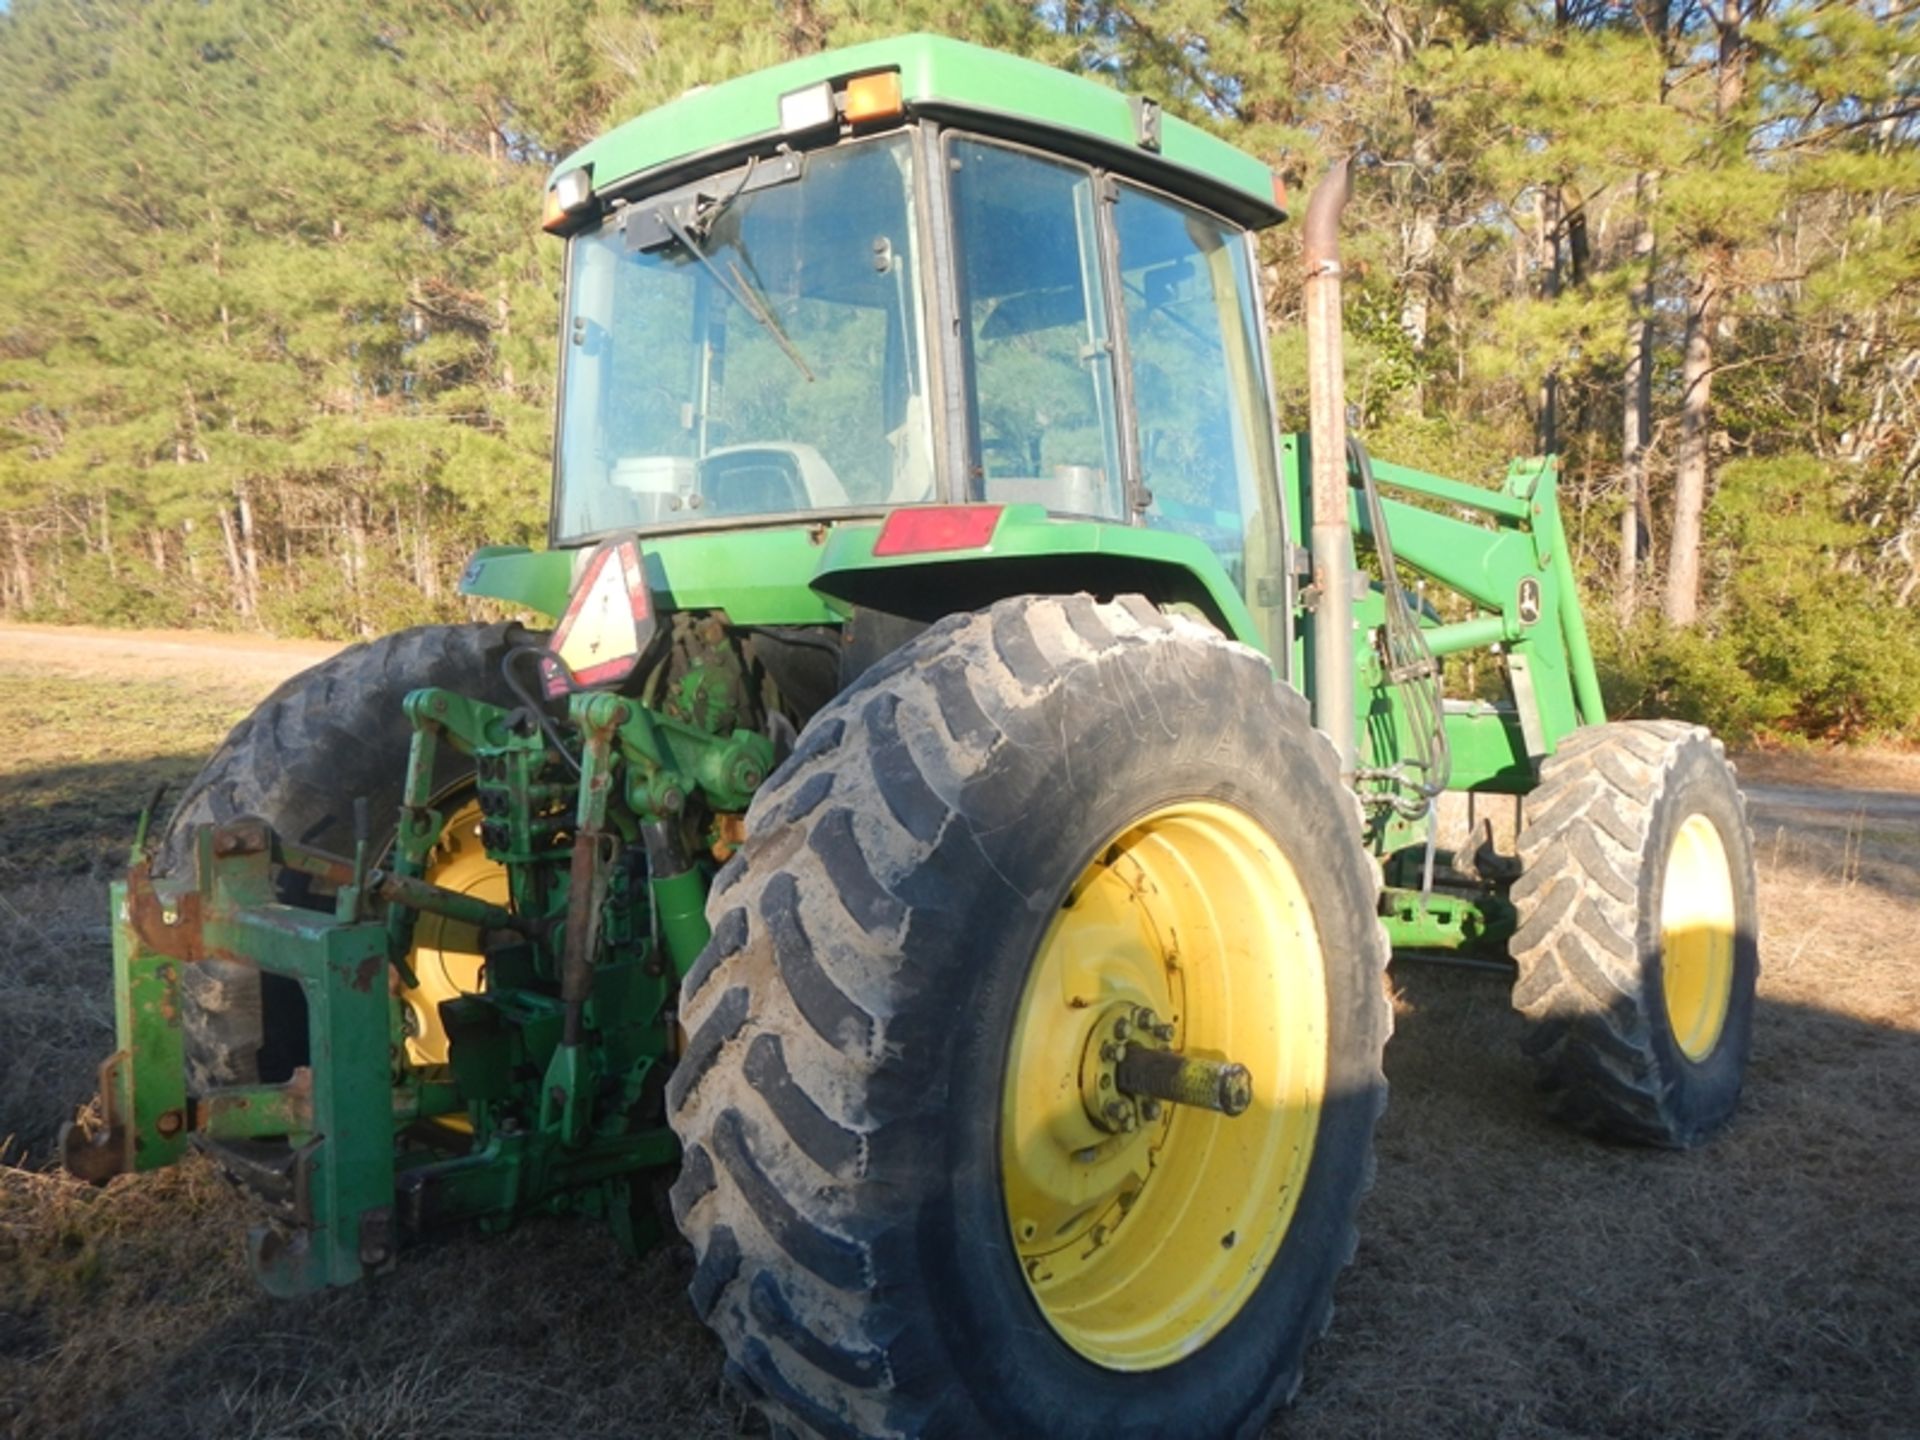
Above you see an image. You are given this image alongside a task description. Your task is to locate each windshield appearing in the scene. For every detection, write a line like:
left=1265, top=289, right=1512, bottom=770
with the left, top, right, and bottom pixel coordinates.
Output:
left=555, top=135, right=933, bottom=540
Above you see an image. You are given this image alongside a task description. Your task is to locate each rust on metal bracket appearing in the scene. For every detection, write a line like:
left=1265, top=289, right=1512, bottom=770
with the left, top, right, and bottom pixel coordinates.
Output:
left=210, top=817, right=274, bottom=859
left=58, top=1051, right=132, bottom=1184
left=124, top=860, right=204, bottom=964
left=197, top=1067, right=316, bottom=1139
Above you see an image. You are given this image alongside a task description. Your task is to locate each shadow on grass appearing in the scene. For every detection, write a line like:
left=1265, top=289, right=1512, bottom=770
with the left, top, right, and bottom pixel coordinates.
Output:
left=0, top=752, right=214, bottom=875
left=1298, top=965, right=1920, bottom=1440
left=3, top=972, right=1914, bottom=1440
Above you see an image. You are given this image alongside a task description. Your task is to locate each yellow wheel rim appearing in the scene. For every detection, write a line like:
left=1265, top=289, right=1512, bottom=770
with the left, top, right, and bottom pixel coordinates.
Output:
left=402, top=798, right=508, bottom=1067
left=1660, top=813, right=1737, bottom=1062
left=1000, top=801, right=1327, bottom=1371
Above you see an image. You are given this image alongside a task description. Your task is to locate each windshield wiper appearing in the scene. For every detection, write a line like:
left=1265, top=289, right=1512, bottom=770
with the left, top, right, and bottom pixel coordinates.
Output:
left=661, top=194, right=817, bottom=384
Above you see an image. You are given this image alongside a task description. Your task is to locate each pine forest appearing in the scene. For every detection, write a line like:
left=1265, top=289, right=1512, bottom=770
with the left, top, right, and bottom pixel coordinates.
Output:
left=1, top=0, right=1916, bottom=740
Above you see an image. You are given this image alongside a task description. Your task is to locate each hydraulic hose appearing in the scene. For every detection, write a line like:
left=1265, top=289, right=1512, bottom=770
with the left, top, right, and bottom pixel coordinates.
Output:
left=1348, top=436, right=1450, bottom=817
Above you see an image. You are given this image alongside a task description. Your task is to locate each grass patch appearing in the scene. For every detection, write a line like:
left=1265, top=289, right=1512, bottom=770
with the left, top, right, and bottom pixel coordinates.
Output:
left=1, top=649, right=1917, bottom=1438
left=0, top=666, right=258, bottom=1167
left=0, top=666, right=258, bottom=874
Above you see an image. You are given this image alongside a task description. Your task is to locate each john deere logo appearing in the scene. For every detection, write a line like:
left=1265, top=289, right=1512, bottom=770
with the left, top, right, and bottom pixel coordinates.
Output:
left=1518, top=577, right=1542, bottom=626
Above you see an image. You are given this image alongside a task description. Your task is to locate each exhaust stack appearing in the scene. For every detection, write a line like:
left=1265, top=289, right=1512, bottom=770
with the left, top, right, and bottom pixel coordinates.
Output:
left=1303, top=159, right=1356, bottom=776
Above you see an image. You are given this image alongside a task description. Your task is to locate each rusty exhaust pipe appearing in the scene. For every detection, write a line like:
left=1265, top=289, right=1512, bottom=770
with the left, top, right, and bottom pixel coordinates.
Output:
left=1303, top=158, right=1356, bottom=776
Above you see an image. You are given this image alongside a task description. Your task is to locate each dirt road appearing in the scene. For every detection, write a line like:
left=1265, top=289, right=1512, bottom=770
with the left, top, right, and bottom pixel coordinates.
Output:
left=0, top=623, right=343, bottom=687
left=1744, top=781, right=1920, bottom=819
left=8, top=622, right=1912, bottom=817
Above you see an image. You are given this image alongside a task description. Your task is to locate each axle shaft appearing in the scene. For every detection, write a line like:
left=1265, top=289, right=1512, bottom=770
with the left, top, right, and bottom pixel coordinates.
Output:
left=1114, top=1044, right=1253, bottom=1118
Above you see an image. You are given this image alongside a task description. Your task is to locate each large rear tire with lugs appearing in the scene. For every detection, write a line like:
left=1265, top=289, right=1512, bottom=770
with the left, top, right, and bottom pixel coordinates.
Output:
left=1509, top=720, right=1759, bottom=1147
left=668, top=594, right=1391, bottom=1440
left=160, top=622, right=528, bottom=1092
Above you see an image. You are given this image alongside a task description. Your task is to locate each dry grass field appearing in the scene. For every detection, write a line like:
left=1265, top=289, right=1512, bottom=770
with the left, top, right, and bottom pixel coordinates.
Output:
left=2, top=627, right=1916, bottom=1440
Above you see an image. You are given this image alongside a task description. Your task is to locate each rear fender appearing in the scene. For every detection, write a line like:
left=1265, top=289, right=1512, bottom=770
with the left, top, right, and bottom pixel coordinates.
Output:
left=809, top=505, right=1265, bottom=645
left=459, top=509, right=1268, bottom=650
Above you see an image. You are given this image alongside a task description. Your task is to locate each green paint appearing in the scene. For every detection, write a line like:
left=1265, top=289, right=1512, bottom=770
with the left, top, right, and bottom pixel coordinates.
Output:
left=1282, top=437, right=1602, bottom=801
left=81, top=658, right=785, bottom=1292
left=107, top=880, right=189, bottom=1173
left=651, top=865, right=713, bottom=980
left=461, top=509, right=1261, bottom=644
left=199, top=1083, right=308, bottom=1141
left=644, top=528, right=850, bottom=625
left=1379, top=886, right=1517, bottom=953
left=540, top=1041, right=592, bottom=1148
left=1422, top=615, right=1513, bottom=657
left=813, top=504, right=1266, bottom=644
left=144, top=830, right=401, bottom=1296
left=458, top=546, right=574, bottom=619
left=551, top=34, right=1281, bottom=227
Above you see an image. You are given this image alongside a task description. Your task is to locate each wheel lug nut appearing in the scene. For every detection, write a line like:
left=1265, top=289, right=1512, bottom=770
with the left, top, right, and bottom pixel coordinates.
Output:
left=1112, top=1017, right=1130, bottom=1041
left=1141, top=1099, right=1163, bottom=1122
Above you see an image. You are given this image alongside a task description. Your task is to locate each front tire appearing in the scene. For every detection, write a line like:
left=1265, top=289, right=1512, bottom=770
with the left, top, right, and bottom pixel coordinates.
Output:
left=1509, top=720, right=1759, bottom=1146
left=668, top=595, right=1390, bottom=1439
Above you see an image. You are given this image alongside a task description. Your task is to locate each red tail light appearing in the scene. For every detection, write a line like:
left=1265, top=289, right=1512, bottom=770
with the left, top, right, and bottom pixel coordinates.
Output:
left=872, top=505, right=1005, bottom=557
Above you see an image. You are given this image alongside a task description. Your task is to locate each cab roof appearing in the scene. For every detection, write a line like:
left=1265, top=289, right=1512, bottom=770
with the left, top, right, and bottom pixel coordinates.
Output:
left=550, top=33, right=1285, bottom=230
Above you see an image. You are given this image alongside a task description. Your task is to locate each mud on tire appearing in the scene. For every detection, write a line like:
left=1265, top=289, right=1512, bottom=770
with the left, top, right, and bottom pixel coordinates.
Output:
left=668, top=594, right=1391, bottom=1440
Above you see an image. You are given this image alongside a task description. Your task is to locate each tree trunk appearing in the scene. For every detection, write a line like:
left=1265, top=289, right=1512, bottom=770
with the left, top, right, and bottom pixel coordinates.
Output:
left=497, top=280, right=515, bottom=394
left=413, top=494, right=439, bottom=601
left=217, top=505, right=255, bottom=620
left=8, top=516, right=33, bottom=612
left=98, top=492, right=116, bottom=580
left=1400, top=92, right=1440, bottom=389
left=1665, top=265, right=1719, bottom=627
left=236, top=481, right=261, bottom=618
left=1618, top=174, right=1658, bottom=623
left=1535, top=185, right=1562, bottom=455
left=345, top=493, right=371, bottom=636
left=1665, top=0, right=1750, bottom=628
left=1716, top=0, right=1748, bottom=119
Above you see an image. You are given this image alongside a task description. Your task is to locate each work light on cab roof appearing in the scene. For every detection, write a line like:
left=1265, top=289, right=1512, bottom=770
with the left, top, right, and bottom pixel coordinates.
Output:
left=777, top=68, right=904, bottom=136
left=541, top=164, right=594, bottom=233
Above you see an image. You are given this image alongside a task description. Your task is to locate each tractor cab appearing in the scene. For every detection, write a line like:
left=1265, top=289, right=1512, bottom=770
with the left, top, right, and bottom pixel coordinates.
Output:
left=544, top=35, right=1288, bottom=632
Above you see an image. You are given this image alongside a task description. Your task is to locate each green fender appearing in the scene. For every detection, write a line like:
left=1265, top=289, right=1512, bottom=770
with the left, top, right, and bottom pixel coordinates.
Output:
left=458, top=507, right=1263, bottom=646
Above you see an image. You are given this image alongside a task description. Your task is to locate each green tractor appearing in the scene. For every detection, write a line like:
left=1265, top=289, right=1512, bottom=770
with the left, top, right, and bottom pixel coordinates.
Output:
left=63, top=34, right=1759, bottom=1440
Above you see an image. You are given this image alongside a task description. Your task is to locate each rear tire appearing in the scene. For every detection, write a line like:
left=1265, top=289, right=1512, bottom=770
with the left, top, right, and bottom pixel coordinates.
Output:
left=162, top=622, right=528, bottom=1092
left=1509, top=720, right=1759, bottom=1146
left=668, top=594, right=1390, bottom=1440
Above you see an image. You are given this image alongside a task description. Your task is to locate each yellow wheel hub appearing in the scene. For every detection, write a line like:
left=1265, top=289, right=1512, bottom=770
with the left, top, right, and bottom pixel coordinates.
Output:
left=1660, top=812, right=1737, bottom=1061
left=1000, top=801, right=1328, bottom=1371
left=402, top=798, right=508, bottom=1067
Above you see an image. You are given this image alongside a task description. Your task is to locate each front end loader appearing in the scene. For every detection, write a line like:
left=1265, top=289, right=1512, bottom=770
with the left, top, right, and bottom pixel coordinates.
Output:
left=64, top=34, right=1759, bottom=1440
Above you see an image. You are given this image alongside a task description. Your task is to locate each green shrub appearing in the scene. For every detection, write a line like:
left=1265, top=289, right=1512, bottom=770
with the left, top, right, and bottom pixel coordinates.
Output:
left=1592, top=454, right=1920, bottom=742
